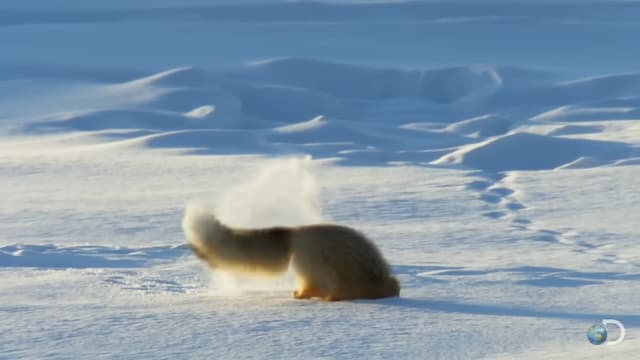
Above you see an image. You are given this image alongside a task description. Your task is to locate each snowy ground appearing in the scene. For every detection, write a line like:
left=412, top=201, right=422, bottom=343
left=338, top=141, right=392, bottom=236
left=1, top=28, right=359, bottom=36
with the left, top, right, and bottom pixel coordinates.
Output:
left=1, top=1, right=639, bottom=359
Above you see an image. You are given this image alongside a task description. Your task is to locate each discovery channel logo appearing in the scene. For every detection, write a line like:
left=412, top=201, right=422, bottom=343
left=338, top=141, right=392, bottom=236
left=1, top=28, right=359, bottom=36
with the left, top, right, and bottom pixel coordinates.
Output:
left=587, top=319, right=626, bottom=346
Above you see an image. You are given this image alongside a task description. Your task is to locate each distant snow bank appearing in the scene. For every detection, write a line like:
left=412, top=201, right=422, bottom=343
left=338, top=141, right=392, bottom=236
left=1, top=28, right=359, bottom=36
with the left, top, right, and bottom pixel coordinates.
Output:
left=433, top=132, right=633, bottom=172
left=9, top=57, right=640, bottom=171
left=3, top=1, right=637, bottom=24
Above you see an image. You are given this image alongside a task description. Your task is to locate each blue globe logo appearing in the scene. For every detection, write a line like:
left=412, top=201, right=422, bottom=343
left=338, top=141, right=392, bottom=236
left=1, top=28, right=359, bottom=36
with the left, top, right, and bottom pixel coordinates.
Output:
left=587, top=323, right=608, bottom=345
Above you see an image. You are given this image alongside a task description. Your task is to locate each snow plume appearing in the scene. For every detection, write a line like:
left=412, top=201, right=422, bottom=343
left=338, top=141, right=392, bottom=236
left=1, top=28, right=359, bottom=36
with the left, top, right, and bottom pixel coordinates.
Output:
left=183, top=156, right=322, bottom=294
left=215, top=156, right=323, bottom=229
left=207, top=269, right=296, bottom=296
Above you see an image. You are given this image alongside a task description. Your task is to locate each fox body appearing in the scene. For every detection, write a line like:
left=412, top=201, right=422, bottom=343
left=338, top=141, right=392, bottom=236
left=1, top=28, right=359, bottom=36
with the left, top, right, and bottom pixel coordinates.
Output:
left=182, top=207, right=400, bottom=301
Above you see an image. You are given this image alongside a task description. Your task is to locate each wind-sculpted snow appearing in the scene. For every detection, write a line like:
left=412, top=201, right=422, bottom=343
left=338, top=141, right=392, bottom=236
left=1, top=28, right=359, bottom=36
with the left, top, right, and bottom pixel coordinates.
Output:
left=433, top=132, right=635, bottom=172
left=0, top=243, right=189, bottom=269
left=18, top=58, right=640, bottom=172
left=234, top=58, right=506, bottom=102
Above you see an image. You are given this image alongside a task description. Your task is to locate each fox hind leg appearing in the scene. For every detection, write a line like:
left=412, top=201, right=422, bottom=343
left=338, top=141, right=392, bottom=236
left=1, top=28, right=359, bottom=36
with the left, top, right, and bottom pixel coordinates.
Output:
left=292, top=276, right=324, bottom=299
left=292, top=271, right=336, bottom=300
left=292, top=286, right=319, bottom=299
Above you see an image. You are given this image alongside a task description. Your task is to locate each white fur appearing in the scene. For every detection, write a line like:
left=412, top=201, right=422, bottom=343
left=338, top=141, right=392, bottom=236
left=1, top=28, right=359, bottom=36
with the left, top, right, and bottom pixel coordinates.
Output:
left=182, top=204, right=227, bottom=250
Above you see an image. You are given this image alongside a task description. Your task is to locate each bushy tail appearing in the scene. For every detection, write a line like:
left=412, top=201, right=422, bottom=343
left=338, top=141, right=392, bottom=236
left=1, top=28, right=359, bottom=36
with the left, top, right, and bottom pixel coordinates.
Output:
left=182, top=204, right=293, bottom=275
left=182, top=205, right=227, bottom=253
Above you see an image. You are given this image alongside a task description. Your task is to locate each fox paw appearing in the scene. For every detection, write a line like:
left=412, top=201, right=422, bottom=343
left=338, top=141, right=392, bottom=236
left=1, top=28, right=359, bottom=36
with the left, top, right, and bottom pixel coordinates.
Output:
left=292, top=289, right=313, bottom=299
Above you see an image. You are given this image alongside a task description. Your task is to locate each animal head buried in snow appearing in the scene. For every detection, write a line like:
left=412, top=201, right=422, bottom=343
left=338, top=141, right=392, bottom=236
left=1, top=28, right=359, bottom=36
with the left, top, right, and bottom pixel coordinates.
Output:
left=181, top=206, right=400, bottom=301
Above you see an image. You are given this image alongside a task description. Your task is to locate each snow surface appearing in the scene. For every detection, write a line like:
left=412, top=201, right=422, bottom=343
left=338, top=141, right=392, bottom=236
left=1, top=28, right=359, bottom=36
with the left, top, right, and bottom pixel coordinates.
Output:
left=1, top=1, right=639, bottom=359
